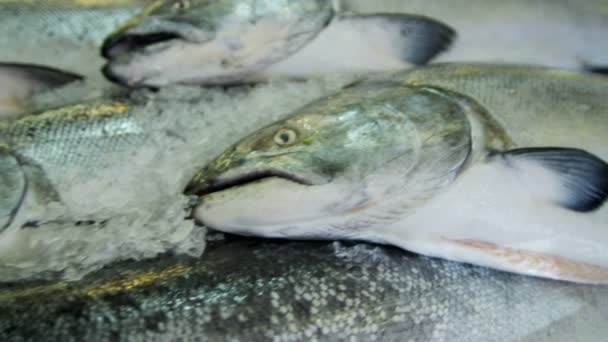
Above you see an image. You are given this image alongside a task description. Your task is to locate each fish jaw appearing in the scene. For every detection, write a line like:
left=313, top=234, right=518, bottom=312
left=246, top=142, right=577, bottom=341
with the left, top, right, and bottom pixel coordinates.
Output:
left=191, top=178, right=357, bottom=238
left=101, top=0, right=333, bottom=86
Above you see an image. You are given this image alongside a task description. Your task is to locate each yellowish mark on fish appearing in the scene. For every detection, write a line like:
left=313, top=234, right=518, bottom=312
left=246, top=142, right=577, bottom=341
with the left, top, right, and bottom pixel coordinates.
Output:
left=448, top=238, right=608, bottom=284
left=85, top=263, right=192, bottom=297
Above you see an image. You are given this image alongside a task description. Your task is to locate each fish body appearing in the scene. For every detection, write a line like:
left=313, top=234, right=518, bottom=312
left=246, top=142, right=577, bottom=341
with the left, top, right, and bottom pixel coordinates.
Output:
left=0, top=0, right=150, bottom=80
left=186, top=63, right=608, bottom=284
left=101, top=0, right=455, bottom=87
left=1, top=238, right=607, bottom=341
left=0, top=1, right=152, bottom=117
left=0, top=100, right=146, bottom=231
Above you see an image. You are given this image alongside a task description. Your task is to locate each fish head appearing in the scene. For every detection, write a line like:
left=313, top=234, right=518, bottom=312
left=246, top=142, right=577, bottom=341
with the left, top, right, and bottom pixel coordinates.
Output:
left=184, top=82, right=472, bottom=239
left=101, top=0, right=333, bottom=87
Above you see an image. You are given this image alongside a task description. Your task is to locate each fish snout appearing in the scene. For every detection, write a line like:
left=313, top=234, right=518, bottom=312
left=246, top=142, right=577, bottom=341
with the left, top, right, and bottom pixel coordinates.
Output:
left=101, top=64, right=129, bottom=86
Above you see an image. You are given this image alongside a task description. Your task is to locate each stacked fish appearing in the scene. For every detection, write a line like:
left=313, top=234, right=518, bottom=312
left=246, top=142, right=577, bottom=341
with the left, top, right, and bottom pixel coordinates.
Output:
left=1, top=1, right=608, bottom=341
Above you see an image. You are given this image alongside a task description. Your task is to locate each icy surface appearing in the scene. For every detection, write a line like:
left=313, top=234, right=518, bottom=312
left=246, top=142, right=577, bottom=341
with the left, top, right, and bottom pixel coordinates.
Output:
left=0, top=75, right=356, bottom=281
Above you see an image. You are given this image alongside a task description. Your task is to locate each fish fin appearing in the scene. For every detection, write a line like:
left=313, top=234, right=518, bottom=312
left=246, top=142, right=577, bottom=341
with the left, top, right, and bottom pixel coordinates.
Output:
left=583, top=65, right=608, bottom=76
left=0, top=63, right=83, bottom=118
left=335, top=13, right=456, bottom=65
left=0, top=146, right=27, bottom=232
left=492, top=147, right=608, bottom=212
left=1, top=151, right=62, bottom=232
left=265, top=14, right=455, bottom=77
left=445, top=238, right=608, bottom=284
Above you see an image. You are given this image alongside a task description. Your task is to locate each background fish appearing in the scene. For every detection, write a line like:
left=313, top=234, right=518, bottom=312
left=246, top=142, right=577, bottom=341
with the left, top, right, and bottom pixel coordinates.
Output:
left=0, top=63, right=82, bottom=119
left=101, top=0, right=608, bottom=87
left=101, top=0, right=455, bottom=87
left=0, top=0, right=151, bottom=80
left=185, top=63, right=608, bottom=284
left=0, top=0, right=153, bottom=117
left=344, top=0, right=608, bottom=72
left=0, top=237, right=606, bottom=341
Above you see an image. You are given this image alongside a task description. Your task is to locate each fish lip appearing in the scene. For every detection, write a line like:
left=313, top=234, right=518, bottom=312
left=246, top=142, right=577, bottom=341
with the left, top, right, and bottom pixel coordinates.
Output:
left=101, top=31, right=183, bottom=59
left=184, top=169, right=313, bottom=198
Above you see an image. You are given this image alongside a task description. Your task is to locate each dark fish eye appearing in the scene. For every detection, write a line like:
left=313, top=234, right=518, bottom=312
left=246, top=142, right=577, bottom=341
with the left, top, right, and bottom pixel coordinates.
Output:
left=274, top=128, right=297, bottom=146
left=173, top=0, right=190, bottom=11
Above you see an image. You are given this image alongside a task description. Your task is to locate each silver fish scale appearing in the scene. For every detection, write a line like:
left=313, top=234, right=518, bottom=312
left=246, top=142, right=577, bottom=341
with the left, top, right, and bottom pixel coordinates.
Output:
left=2, top=110, right=145, bottom=167
left=1, top=240, right=603, bottom=341
left=0, top=3, right=139, bottom=46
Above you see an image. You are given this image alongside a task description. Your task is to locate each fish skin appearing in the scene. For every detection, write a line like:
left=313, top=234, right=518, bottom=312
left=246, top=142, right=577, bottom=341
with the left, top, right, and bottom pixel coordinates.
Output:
left=0, top=0, right=151, bottom=80
left=342, top=0, right=608, bottom=70
left=185, top=63, right=608, bottom=284
left=0, top=237, right=606, bottom=341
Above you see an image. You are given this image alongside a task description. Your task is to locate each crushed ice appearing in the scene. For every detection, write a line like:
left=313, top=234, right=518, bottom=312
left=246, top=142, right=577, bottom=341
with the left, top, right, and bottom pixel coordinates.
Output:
left=0, top=75, right=356, bottom=281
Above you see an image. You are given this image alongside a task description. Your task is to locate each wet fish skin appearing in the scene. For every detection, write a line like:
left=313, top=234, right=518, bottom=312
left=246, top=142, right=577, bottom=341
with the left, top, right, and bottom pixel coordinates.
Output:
left=186, top=63, right=608, bottom=284
left=0, top=0, right=151, bottom=80
left=0, top=237, right=606, bottom=341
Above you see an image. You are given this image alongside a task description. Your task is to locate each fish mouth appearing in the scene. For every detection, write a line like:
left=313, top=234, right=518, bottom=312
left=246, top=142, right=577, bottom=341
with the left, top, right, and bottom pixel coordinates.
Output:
left=184, top=170, right=313, bottom=198
left=101, top=31, right=183, bottom=59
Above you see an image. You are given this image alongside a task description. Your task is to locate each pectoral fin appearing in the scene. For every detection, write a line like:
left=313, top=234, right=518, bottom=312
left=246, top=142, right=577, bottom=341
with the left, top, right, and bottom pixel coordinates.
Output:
left=582, top=64, right=608, bottom=76
left=0, top=147, right=27, bottom=232
left=0, top=63, right=83, bottom=119
left=492, top=147, right=608, bottom=212
left=338, top=13, right=456, bottom=65
left=265, top=14, right=455, bottom=77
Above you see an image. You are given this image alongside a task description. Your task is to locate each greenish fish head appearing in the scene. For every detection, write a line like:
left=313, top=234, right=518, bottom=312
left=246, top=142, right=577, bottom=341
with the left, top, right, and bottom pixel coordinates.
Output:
left=101, top=0, right=333, bottom=87
left=184, top=83, right=472, bottom=239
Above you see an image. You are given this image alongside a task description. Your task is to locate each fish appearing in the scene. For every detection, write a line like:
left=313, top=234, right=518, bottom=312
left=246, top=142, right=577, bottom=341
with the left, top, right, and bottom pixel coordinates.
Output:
left=101, top=0, right=608, bottom=87
left=1, top=237, right=607, bottom=341
left=341, top=0, right=608, bottom=73
left=0, top=0, right=153, bottom=117
left=0, top=0, right=151, bottom=80
left=100, top=0, right=456, bottom=87
left=0, top=63, right=83, bottom=119
left=184, top=63, right=608, bottom=285
left=0, top=100, right=146, bottom=232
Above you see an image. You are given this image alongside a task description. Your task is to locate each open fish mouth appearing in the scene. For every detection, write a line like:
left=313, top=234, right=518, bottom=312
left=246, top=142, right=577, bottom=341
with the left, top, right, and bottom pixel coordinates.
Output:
left=101, top=31, right=183, bottom=59
left=184, top=170, right=313, bottom=198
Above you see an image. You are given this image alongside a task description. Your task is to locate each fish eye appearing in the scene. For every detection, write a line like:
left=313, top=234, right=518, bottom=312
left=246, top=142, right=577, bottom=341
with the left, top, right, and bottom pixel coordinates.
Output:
left=274, top=128, right=297, bottom=146
left=172, top=0, right=190, bottom=11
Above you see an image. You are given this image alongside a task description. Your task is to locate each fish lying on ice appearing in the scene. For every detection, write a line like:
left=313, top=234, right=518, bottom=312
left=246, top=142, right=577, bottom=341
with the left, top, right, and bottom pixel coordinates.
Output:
left=0, top=63, right=82, bottom=119
left=0, top=0, right=151, bottom=80
left=0, top=0, right=153, bottom=117
left=185, top=63, right=608, bottom=284
left=1, top=237, right=607, bottom=341
left=101, top=0, right=455, bottom=87
left=101, top=0, right=608, bottom=87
